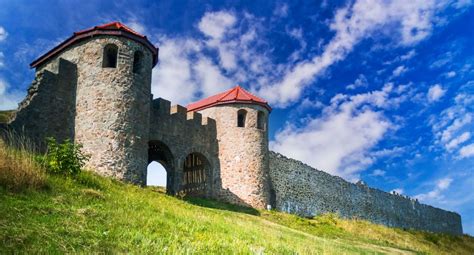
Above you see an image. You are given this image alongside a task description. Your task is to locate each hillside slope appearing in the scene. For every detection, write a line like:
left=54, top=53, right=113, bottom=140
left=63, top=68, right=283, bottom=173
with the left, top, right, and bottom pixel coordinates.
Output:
left=0, top=110, right=13, bottom=124
left=1, top=170, right=473, bottom=254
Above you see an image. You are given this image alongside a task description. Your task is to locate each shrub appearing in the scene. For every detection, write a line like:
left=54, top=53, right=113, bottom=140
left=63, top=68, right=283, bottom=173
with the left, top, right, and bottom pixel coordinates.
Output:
left=42, top=137, right=89, bottom=176
left=0, top=139, right=46, bottom=191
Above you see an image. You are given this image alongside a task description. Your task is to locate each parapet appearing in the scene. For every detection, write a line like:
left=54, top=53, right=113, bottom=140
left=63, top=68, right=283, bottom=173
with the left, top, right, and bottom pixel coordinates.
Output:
left=151, top=97, right=217, bottom=133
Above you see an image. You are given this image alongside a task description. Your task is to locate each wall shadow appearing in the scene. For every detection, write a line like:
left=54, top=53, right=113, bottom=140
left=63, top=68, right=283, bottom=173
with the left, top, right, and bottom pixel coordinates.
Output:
left=184, top=196, right=260, bottom=216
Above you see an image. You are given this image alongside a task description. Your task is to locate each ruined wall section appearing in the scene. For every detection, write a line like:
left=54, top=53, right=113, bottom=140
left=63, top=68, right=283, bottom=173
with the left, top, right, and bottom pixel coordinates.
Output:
left=8, top=58, right=77, bottom=147
left=269, top=151, right=463, bottom=235
left=149, top=98, right=219, bottom=197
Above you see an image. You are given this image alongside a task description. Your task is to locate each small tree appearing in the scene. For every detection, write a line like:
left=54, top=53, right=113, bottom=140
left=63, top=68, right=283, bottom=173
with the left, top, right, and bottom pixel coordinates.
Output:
left=43, top=137, right=89, bottom=176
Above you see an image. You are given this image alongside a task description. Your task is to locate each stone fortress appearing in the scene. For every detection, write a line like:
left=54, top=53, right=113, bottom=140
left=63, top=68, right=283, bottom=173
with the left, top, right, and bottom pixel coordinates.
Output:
left=3, top=22, right=462, bottom=235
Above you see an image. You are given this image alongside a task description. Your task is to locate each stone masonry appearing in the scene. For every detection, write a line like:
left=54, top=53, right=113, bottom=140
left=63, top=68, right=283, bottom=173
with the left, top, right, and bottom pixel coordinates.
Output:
left=199, top=104, right=271, bottom=208
left=269, top=152, right=463, bottom=235
left=3, top=22, right=463, bottom=235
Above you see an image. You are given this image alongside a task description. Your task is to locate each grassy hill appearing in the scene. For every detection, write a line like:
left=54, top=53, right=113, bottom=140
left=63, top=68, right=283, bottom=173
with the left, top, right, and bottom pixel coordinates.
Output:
left=0, top=110, right=14, bottom=123
left=1, top=141, right=474, bottom=254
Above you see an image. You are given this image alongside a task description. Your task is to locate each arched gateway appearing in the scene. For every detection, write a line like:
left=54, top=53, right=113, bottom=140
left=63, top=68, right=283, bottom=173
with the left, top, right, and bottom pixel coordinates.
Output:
left=148, top=141, right=211, bottom=196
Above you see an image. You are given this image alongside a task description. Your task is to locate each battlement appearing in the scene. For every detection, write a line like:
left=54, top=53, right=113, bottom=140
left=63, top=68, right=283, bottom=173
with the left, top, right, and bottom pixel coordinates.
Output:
left=151, top=98, right=217, bottom=130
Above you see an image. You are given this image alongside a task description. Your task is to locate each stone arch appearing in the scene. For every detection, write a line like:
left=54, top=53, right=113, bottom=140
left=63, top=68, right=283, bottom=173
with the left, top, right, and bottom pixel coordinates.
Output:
left=237, top=109, right=247, bottom=127
left=148, top=140, right=175, bottom=194
left=102, top=44, right=118, bottom=68
left=133, top=50, right=144, bottom=74
left=179, top=148, right=213, bottom=196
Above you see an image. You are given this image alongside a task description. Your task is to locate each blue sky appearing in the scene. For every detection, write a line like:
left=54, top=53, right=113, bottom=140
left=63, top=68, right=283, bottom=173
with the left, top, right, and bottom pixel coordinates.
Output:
left=0, top=0, right=473, bottom=234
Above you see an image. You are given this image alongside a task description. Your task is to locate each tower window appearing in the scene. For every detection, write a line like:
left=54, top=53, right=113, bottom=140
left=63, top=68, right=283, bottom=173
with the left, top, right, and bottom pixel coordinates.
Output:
left=102, top=44, right=118, bottom=68
left=133, top=51, right=144, bottom=73
left=257, top=111, right=265, bottom=130
left=237, top=109, right=247, bottom=127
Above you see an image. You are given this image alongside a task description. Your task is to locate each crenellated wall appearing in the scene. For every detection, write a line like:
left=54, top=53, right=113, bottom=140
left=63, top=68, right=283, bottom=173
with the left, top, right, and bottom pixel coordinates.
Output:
left=269, top=151, right=463, bottom=235
left=149, top=98, right=220, bottom=197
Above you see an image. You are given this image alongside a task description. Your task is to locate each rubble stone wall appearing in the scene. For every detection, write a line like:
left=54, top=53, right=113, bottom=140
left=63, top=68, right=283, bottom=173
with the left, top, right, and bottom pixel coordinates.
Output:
left=269, top=151, right=463, bottom=235
left=10, top=36, right=154, bottom=184
left=149, top=98, right=219, bottom=197
left=199, top=104, right=271, bottom=209
left=8, top=58, right=77, bottom=148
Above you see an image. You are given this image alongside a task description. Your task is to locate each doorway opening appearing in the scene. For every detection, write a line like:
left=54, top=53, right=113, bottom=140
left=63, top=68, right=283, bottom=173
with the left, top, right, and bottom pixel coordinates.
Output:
left=148, top=140, right=174, bottom=194
left=147, top=161, right=167, bottom=190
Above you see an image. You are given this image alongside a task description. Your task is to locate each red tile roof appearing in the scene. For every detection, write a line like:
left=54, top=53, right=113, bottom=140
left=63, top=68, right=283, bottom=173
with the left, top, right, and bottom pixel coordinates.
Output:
left=74, top=22, right=145, bottom=37
left=30, top=22, right=158, bottom=68
left=187, top=85, right=272, bottom=112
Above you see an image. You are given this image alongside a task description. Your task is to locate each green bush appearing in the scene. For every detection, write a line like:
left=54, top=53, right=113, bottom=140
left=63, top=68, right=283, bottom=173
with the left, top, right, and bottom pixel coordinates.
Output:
left=42, top=137, right=89, bottom=176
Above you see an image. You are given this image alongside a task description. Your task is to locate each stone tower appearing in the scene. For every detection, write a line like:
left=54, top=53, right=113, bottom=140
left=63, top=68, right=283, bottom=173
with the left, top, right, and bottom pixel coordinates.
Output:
left=187, top=86, right=272, bottom=209
left=29, top=22, right=159, bottom=184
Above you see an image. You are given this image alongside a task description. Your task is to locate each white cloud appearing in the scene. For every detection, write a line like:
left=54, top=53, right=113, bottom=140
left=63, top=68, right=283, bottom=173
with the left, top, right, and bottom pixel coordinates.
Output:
left=444, top=71, right=456, bottom=78
left=454, top=0, right=473, bottom=8
left=400, top=50, right=416, bottom=61
left=437, top=177, right=453, bottom=190
left=150, top=33, right=235, bottom=105
left=415, top=177, right=453, bottom=202
left=0, top=26, right=7, bottom=41
left=258, top=0, right=444, bottom=107
left=126, top=17, right=147, bottom=35
left=346, top=74, right=368, bottom=90
left=149, top=2, right=458, bottom=109
left=296, top=98, right=324, bottom=112
left=459, top=143, right=474, bottom=158
left=431, top=90, right=473, bottom=156
left=198, top=11, right=236, bottom=39
left=194, top=57, right=233, bottom=97
left=371, top=169, right=386, bottom=177
left=427, top=84, right=446, bottom=102
left=391, top=65, right=408, bottom=78
left=0, top=52, right=4, bottom=69
left=273, top=3, right=289, bottom=18
left=446, top=132, right=470, bottom=150
left=151, top=37, right=199, bottom=104
left=0, top=78, right=23, bottom=111
left=439, top=114, right=472, bottom=143
left=0, top=26, right=6, bottom=69
left=150, top=3, right=458, bottom=108
left=271, top=85, right=403, bottom=180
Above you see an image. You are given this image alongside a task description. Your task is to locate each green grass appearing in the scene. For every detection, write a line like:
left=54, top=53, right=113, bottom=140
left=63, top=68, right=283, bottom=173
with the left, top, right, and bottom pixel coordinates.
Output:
left=1, top=171, right=473, bottom=254
left=0, top=110, right=14, bottom=123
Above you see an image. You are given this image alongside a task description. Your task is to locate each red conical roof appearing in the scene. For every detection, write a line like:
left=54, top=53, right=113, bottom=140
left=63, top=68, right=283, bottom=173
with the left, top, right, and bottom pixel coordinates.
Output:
left=30, top=21, right=158, bottom=68
left=187, top=85, right=271, bottom=112
left=74, top=21, right=145, bottom=37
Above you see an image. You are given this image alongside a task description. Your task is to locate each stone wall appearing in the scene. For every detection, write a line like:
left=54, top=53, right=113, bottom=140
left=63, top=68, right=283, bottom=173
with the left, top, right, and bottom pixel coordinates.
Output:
left=40, top=35, right=153, bottom=184
left=9, top=35, right=154, bottom=184
left=149, top=98, right=219, bottom=197
left=269, top=151, right=463, bottom=235
left=199, top=104, right=271, bottom=209
left=8, top=58, right=77, bottom=148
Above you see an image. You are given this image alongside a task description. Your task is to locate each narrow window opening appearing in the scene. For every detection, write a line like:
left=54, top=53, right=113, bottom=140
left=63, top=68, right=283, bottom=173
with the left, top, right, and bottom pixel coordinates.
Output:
left=237, top=109, right=247, bottom=127
left=133, top=51, right=144, bottom=73
left=257, top=111, right=265, bottom=130
left=102, top=44, right=118, bottom=68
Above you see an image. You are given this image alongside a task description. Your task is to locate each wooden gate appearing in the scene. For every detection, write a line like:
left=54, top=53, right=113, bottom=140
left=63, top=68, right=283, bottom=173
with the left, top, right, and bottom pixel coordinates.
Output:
left=182, top=153, right=207, bottom=195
